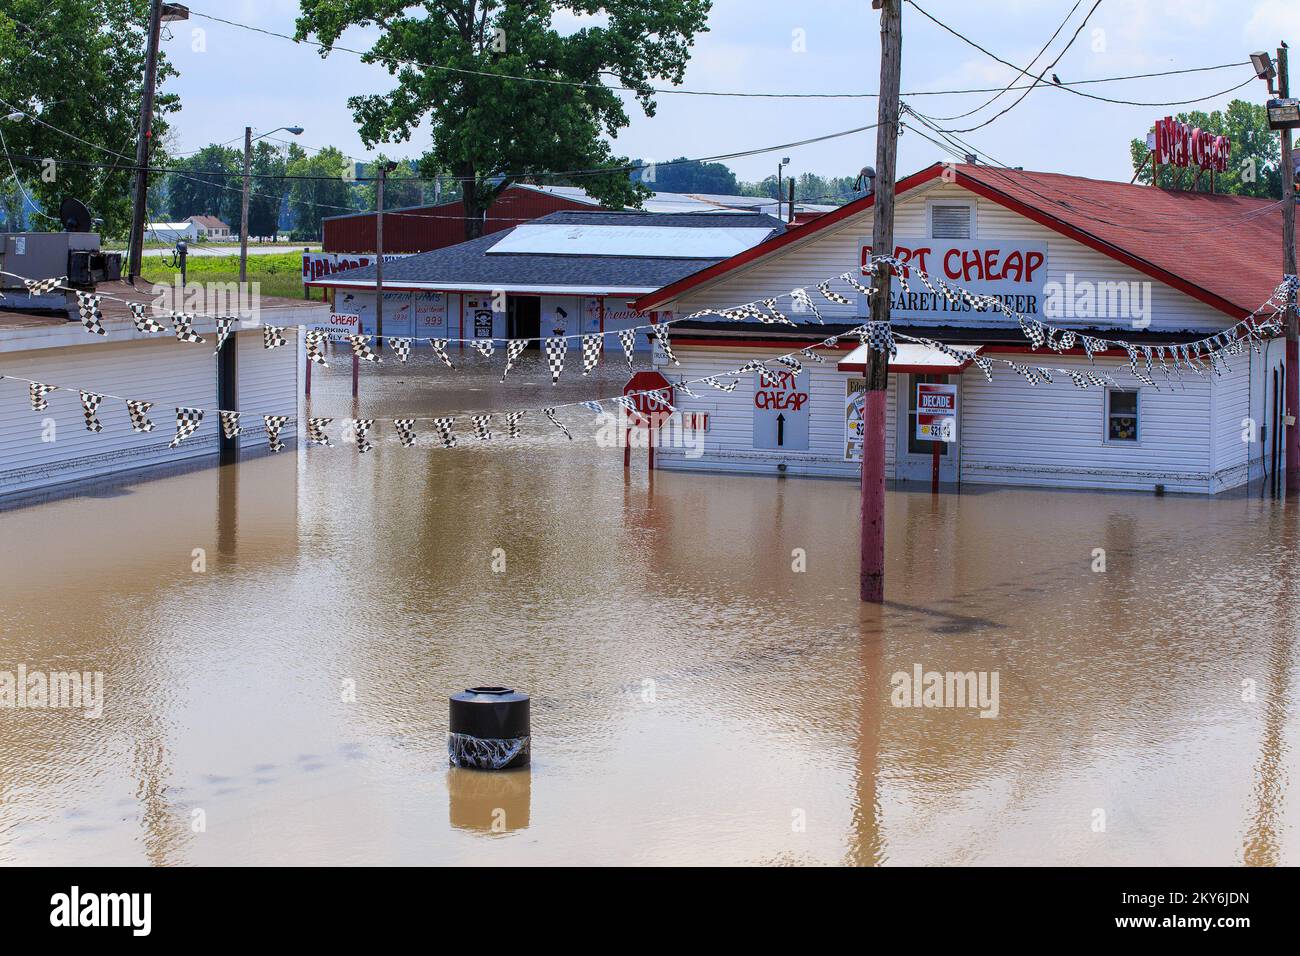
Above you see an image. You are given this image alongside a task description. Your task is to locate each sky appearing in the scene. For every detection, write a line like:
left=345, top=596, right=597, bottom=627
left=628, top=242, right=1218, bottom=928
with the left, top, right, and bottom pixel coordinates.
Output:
left=164, top=0, right=1296, bottom=187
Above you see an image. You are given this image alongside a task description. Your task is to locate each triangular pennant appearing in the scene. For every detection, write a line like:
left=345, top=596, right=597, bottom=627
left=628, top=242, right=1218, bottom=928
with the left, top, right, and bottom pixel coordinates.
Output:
left=348, top=334, right=381, bottom=363
left=430, top=338, right=455, bottom=369
left=393, top=418, right=417, bottom=447
left=704, top=376, right=738, bottom=392
left=760, top=298, right=794, bottom=326
left=471, top=414, right=493, bottom=440
left=172, top=312, right=204, bottom=344
left=472, top=340, right=495, bottom=359
left=618, top=329, right=637, bottom=369
left=351, top=418, right=375, bottom=454
left=219, top=410, right=241, bottom=439
left=129, top=302, right=166, bottom=333
left=307, top=418, right=334, bottom=447
left=543, top=407, right=572, bottom=440
left=264, top=415, right=291, bottom=452
left=127, top=399, right=154, bottom=432
left=213, top=316, right=235, bottom=354
left=79, top=391, right=104, bottom=432
left=501, top=340, right=527, bottom=382
left=28, top=382, right=55, bottom=412
left=23, top=276, right=64, bottom=295
left=263, top=324, right=288, bottom=349
left=505, top=411, right=525, bottom=438
left=773, top=355, right=803, bottom=375
left=168, top=407, right=204, bottom=448
left=390, top=337, right=412, bottom=362
left=817, top=280, right=851, bottom=306
left=75, top=292, right=105, bottom=336
left=581, top=333, right=602, bottom=375
left=652, top=323, right=679, bottom=365
left=544, top=335, right=567, bottom=384
left=790, top=288, right=824, bottom=324
left=306, top=329, right=330, bottom=366
left=432, top=417, right=457, bottom=448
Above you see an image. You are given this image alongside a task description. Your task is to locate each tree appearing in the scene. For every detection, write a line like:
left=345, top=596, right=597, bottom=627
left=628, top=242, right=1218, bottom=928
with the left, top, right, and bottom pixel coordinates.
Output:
left=165, top=144, right=242, bottom=225
left=295, top=0, right=712, bottom=239
left=357, top=155, right=425, bottom=210
left=0, top=0, right=178, bottom=237
left=248, top=141, right=289, bottom=241
left=287, top=145, right=354, bottom=240
left=1129, top=99, right=1284, bottom=198
left=630, top=156, right=738, bottom=194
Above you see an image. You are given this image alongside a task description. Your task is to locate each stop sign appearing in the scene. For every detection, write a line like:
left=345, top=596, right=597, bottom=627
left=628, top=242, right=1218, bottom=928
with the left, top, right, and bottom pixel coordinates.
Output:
left=624, top=371, right=673, bottom=422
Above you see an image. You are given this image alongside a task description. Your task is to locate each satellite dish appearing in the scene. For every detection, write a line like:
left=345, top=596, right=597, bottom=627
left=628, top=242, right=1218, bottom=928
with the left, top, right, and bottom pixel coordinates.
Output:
left=59, top=197, right=92, bottom=233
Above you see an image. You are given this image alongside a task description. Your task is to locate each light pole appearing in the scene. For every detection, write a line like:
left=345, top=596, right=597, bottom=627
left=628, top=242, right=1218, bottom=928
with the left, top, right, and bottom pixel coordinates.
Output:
left=776, top=156, right=790, bottom=220
left=241, top=125, right=303, bottom=283
left=374, top=161, right=398, bottom=352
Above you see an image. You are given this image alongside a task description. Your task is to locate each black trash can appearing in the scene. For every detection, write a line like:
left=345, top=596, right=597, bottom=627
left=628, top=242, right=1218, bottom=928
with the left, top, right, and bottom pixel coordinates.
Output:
left=448, top=686, right=530, bottom=770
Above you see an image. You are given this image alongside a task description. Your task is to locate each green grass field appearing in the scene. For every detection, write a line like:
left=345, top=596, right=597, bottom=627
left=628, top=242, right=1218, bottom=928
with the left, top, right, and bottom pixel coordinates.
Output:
left=139, top=252, right=309, bottom=300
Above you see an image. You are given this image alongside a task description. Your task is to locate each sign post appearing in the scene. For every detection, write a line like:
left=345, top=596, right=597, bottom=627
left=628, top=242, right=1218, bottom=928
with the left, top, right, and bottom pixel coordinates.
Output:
left=623, top=371, right=673, bottom=471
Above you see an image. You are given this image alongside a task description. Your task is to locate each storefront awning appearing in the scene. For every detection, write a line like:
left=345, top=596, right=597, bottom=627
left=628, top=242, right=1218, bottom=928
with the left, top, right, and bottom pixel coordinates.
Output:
left=838, top=342, right=982, bottom=375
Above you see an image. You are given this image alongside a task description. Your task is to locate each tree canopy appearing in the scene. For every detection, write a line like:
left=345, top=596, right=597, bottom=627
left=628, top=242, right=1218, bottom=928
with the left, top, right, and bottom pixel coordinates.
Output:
left=295, top=0, right=712, bottom=238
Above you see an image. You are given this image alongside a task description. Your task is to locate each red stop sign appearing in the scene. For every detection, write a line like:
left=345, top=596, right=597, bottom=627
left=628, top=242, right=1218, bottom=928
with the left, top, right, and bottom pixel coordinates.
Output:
left=624, top=371, right=673, bottom=421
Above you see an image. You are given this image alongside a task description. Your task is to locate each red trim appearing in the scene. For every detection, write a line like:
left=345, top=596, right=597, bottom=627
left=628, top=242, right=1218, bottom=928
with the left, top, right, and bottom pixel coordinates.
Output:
left=631, top=162, right=1254, bottom=319
left=672, top=337, right=859, bottom=350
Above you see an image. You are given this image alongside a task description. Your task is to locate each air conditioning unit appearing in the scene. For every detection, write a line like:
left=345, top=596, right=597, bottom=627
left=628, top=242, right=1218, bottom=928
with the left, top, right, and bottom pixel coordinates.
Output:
left=0, top=232, right=101, bottom=290
left=69, top=250, right=122, bottom=285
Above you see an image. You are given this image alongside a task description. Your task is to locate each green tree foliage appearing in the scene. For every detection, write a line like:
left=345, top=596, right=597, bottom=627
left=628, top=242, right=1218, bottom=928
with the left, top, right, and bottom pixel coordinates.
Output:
left=357, top=155, right=425, bottom=209
left=1129, top=100, right=1285, bottom=198
left=165, top=144, right=242, bottom=224
left=286, top=145, right=354, bottom=240
left=0, top=0, right=178, bottom=236
left=248, top=140, right=289, bottom=241
left=629, top=156, right=738, bottom=194
left=295, top=0, right=712, bottom=239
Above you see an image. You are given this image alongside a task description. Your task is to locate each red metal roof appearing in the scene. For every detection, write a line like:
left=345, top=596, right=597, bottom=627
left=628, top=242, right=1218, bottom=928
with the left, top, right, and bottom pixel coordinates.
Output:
left=632, top=163, right=1289, bottom=318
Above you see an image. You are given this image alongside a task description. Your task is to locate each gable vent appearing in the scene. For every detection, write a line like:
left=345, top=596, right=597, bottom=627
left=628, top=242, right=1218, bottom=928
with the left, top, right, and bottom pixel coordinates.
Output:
left=931, top=204, right=972, bottom=239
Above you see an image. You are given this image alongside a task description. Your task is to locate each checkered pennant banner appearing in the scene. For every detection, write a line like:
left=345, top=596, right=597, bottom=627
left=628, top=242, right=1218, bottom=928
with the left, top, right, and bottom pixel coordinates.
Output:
left=505, top=411, right=524, bottom=439
left=1124, top=344, right=1156, bottom=386
left=351, top=419, right=375, bottom=454
left=263, top=325, right=288, bottom=350
left=704, top=376, right=738, bottom=392
left=393, top=419, right=417, bottom=447
left=1058, top=329, right=1077, bottom=351
left=75, top=292, right=105, bottom=336
left=432, top=417, right=457, bottom=448
left=817, top=280, right=851, bottom=306
left=1065, top=369, right=1092, bottom=389
left=129, top=302, right=166, bottom=333
left=581, top=334, right=602, bottom=375
left=865, top=321, right=897, bottom=360
left=760, top=298, right=794, bottom=326
left=264, top=415, right=291, bottom=453
left=544, top=335, right=567, bottom=384
left=390, top=337, right=412, bottom=363
left=348, top=334, right=381, bottom=363
left=543, top=407, right=572, bottom=440
left=219, top=410, right=241, bottom=439
left=171, top=312, right=205, bottom=344
left=430, top=338, right=455, bottom=369
left=580, top=401, right=605, bottom=416
left=126, top=399, right=154, bottom=432
left=1081, top=336, right=1107, bottom=363
left=212, top=316, right=235, bottom=354
left=614, top=396, right=644, bottom=423
left=773, top=355, right=803, bottom=375
left=501, top=339, right=527, bottom=382
left=652, top=323, right=679, bottom=365
left=840, top=271, right=872, bottom=297
left=674, top=380, right=698, bottom=399
left=617, top=329, right=637, bottom=369
left=79, top=391, right=104, bottom=432
left=28, top=382, right=55, bottom=412
left=24, top=276, right=64, bottom=296
left=472, top=340, right=495, bottom=359
left=970, top=354, right=995, bottom=383
left=168, top=407, right=204, bottom=448
left=471, top=414, right=493, bottom=441
left=1020, top=317, right=1045, bottom=350
left=790, top=287, right=823, bottom=323
left=799, top=348, right=825, bottom=363
left=646, top=389, right=676, bottom=413
left=306, top=329, right=330, bottom=366
left=307, top=418, right=334, bottom=447
left=739, top=361, right=781, bottom=388
left=1007, top=362, right=1040, bottom=385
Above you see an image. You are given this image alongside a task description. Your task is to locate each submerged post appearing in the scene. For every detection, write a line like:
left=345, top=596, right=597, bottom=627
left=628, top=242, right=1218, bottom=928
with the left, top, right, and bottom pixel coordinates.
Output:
left=861, top=0, right=901, bottom=603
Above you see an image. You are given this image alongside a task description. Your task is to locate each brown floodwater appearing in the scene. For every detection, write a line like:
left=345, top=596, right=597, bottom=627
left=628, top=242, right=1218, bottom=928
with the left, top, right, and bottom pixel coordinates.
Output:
left=1, top=348, right=1297, bottom=866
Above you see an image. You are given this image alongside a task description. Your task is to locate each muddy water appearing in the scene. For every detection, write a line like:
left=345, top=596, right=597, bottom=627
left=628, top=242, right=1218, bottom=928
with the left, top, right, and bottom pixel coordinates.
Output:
left=0, top=348, right=1296, bottom=865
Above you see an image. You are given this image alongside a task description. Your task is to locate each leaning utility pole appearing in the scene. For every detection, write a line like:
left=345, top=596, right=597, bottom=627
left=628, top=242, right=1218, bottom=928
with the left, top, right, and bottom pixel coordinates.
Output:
left=861, top=0, right=901, bottom=603
left=127, top=0, right=165, bottom=282
left=239, top=126, right=252, bottom=284
left=374, top=163, right=389, bottom=351
left=1279, top=45, right=1299, bottom=497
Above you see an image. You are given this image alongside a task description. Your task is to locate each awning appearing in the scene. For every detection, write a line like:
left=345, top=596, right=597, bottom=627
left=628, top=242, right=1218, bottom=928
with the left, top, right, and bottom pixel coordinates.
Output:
left=838, top=342, right=982, bottom=375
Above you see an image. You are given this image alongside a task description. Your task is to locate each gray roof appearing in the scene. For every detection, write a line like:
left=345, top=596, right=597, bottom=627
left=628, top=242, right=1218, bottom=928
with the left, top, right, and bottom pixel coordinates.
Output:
left=311, top=210, right=785, bottom=293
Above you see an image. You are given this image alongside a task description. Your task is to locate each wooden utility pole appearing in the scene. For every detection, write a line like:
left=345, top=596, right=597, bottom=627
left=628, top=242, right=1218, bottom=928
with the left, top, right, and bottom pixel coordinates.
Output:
left=127, top=0, right=164, bottom=282
left=861, top=0, right=901, bottom=603
left=1279, top=45, right=1299, bottom=497
left=374, top=164, right=388, bottom=352
left=239, top=126, right=252, bottom=284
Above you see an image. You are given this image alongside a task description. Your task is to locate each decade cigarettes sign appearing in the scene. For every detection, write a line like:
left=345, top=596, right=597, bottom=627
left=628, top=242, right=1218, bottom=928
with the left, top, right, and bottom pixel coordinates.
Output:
left=916, top=382, right=957, bottom=443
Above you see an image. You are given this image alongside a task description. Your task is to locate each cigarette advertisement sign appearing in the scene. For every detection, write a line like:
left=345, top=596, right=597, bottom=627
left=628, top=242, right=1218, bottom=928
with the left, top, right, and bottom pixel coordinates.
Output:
left=845, top=377, right=866, bottom=461
left=916, top=382, right=957, bottom=443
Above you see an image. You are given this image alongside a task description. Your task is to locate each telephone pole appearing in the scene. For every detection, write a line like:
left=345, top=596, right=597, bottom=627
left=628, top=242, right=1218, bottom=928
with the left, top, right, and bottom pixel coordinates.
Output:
left=240, top=126, right=252, bottom=284
left=861, top=0, right=901, bottom=603
left=1279, top=45, right=1299, bottom=497
left=374, top=163, right=395, bottom=351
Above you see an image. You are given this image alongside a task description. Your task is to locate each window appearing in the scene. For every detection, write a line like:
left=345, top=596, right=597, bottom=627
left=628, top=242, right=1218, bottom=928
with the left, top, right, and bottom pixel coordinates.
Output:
left=907, top=374, right=950, bottom=456
left=1106, top=389, right=1140, bottom=442
left=930, top=203, right=972, bottom=239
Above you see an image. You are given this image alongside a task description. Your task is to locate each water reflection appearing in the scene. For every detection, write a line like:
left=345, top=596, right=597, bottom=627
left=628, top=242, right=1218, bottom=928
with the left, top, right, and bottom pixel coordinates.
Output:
left=0, top=350, right=1294, bottom=865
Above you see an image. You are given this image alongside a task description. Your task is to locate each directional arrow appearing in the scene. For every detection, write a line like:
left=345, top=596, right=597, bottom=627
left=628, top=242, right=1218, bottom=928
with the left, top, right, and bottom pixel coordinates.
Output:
left=777, top=413, right=786, bottom=447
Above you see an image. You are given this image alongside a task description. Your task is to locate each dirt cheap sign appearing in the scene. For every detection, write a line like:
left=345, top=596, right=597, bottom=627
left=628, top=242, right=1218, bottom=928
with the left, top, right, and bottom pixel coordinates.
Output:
left=858, top=238, right=1047, bottom=318
left=753, top=368, right=810, bottom=451
left=916, top=382, right=957, bottom=443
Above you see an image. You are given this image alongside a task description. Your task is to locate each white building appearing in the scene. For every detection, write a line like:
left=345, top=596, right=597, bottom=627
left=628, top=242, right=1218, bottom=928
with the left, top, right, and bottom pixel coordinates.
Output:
left=187, top=215, right=232, bottom=240
left=630, top=163, right=1288, bottom=495
left=145, top=221, right=199, bottom=243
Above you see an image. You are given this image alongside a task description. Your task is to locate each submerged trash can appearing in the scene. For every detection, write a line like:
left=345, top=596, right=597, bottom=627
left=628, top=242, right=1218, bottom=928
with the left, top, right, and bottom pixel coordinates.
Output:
left=448, top=686, right=530, bottom=770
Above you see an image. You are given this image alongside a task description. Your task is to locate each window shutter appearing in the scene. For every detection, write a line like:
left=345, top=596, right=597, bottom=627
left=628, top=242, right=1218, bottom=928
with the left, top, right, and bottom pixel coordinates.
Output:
left=931, top=204, right=972, bottom=239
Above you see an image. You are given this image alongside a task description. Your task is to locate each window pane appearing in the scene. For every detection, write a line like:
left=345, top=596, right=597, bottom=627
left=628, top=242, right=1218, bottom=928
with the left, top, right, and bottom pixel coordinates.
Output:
left=1109, top=391, right=1138, bottom=415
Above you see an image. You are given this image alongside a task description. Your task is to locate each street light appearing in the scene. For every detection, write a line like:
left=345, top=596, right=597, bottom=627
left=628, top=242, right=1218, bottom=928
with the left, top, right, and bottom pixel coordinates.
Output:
left=776, top=156, right=790, bottom=220
left=240, top=125, right=304, bottom=282
left=1251, top=51, right=1277, bottom=93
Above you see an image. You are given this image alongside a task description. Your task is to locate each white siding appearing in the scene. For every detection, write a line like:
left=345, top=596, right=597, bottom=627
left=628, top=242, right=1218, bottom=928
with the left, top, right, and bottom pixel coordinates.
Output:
left=235, top=329, right=299, bottom=451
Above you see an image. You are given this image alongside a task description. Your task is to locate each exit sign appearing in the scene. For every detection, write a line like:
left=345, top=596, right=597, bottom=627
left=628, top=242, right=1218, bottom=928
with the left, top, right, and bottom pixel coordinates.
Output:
left=682, top=412, right=709, bottom=431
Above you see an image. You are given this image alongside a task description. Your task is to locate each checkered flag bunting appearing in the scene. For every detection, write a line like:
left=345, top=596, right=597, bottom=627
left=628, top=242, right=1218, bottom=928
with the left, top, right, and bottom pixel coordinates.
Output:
left=351, top=419, right=375, bottom=454
left=390, top=338, right=412, bottom=362
left=501, top=340, right=527, bottom=382
left=543, top=407, right=572, bottom=440
left=212, top=316, right=235, bottom=354
left=264, top=415, right=291, bottom=453
left=647, top=389, right=676, bottom=413
left=168, top=407, right=204, bottom=448
left=760, top=299, right=794, bottom=326
left=29, top=382, right=55, bottom=411
left=739, top=361, right=780, bottom=387
left=1125, top=344, right=1156, bottom=386
left=471, top=414, right=493, bottom=440
left=76, top=292, right=105, bottom=336
left=675, top=380, right=698, bottom=399
left=817, top=280, right=851, bottom=306
left=505, top=411, right=524, bottom=438
left=580, top=400, right=605, bottom=416
left=865, top=321, right=897, bottom=359
left=348, top=334, right=381, bottom=363
left=581, top=334, right=602, bottom=375
left=129, top=303, right=166, bottom=333
left=799, top=348, right=825, bottom=363
left=704, top=376, right=738, bottom=392
left=790, top=287, right=823, bottom=323
left=652, top=323, right=679, bottom=365
left=307, top=418, right=334, bottom=447
left=971, top=354, right=995, bottom=383
left=774, top=355, right=803, bottom=375
left=172, top=312, right=205, bottom=344
left=263, top=325, right=288, bottom=350
left=24, top=276, right=65, bottom=296
left=618, top=329, right=637, bottom=369
left=394, top=419, right=417, bottom=447
left=840, top=271, right=872, bottom=296
left=79, top=391, right=104, bottom=432
left=472, top=340, right=495, bottom=359
left=220, top=410, right=241, bottom=439
left=614, top=396, right=644, bottom=423
left=127, top=399, right=154, bottom=432
left=430, top=338, right=455, bottom=368
left=544, top=336, right=567, bottom=384
left=306, top=330, right=329, bottom=366
left=432, top=417, right=457, bottom=448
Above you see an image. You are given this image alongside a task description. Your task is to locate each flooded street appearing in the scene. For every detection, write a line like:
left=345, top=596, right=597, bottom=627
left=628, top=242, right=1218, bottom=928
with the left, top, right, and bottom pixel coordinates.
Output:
left=1, top=349, right=1297, bottom=866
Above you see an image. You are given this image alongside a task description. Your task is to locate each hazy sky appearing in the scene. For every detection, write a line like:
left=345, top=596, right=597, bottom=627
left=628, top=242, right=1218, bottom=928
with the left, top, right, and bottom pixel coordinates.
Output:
left=165, top=0, right=1294, bottom=186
